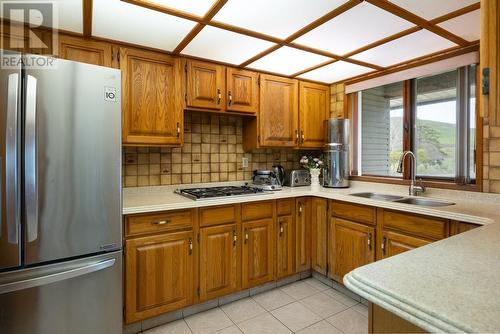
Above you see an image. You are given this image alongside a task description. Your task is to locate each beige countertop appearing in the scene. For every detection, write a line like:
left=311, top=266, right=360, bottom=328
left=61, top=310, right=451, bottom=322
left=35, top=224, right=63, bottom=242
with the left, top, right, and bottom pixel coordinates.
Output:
left=123, top=180, right=500, bottom=333
left=123, top=180, right=498, bottom=226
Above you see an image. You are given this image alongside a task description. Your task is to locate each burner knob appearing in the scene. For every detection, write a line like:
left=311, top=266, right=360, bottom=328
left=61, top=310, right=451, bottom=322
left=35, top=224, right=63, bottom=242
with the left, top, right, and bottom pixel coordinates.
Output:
left=271, top=185, right=275, bottom=189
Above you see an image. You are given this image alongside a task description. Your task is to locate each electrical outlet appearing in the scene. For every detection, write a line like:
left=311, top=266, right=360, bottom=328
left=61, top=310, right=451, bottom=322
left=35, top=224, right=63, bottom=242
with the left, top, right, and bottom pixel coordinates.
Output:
left=242, top=157, right=249, bottom=168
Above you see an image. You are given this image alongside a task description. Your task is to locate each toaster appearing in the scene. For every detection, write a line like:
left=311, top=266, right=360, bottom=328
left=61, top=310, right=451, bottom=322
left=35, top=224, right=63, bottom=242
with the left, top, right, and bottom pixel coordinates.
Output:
left=284, top=170, right=311, bottom=187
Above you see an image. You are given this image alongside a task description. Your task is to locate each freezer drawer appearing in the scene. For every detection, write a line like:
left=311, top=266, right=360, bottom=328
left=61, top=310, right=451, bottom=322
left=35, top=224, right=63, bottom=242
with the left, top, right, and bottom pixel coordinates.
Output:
left=0, top=251, right=122, bottom=334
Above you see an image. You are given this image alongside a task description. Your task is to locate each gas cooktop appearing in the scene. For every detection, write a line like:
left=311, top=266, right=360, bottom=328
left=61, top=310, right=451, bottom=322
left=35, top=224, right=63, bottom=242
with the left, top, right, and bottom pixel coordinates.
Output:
left=175, top=185, right=265, bottom=200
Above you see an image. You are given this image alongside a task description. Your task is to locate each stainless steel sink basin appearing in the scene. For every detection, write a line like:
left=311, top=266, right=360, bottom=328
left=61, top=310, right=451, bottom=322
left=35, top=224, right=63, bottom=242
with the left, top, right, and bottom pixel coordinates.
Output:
left=392, top=197, right=455, bottom=207
left=350, top=192, right=405, bottom=201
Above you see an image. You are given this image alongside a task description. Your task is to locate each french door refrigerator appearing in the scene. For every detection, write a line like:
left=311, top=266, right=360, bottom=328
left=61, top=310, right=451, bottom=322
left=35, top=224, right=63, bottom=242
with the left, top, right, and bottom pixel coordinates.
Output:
left=0, top=52, right=123, bottom=334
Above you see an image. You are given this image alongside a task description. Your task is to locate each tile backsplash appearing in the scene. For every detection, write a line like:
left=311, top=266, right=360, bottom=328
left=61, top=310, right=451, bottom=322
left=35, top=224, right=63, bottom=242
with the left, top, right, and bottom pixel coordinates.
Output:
left=122, top=112, right=303, bottom=187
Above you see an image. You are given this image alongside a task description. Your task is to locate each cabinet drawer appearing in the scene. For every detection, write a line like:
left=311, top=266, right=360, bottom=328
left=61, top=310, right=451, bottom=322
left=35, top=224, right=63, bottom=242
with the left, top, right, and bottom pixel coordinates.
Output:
left=125, top=210, right=194, bottom=237
left=277, top=199, right=294, bottom=216
left=382, top=210, right=448, bottom=240
left=200, top=205, right=239, bottom=227
left=242, top=201, right=274, bottom=221
left=331, top=201, right=375, bottom=225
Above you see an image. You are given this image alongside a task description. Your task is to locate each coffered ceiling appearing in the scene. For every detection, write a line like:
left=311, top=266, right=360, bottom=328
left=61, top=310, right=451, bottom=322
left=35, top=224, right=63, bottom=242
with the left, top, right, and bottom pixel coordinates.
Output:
left=10, top=0, right=481, bottom=84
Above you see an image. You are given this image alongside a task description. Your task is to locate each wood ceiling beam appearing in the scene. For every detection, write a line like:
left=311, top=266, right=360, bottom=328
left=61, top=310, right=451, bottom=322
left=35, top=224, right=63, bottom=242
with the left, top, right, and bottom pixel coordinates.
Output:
left=290, top=59, right=338, bottom=78
left=173, top=0, right=228, bottom=54
left=366, top=0, right=470, bottom=46
left=238, top=0, right=368, bottom=68
left=82, top=0, right=93, bottom=37
left=121, top=0, right=202, bottom=22
left=342, top=42, right=479, bottom=85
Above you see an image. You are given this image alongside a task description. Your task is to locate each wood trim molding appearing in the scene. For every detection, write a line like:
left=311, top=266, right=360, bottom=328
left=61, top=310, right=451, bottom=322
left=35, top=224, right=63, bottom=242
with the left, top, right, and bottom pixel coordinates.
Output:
left=172, top=0, right=228, bottom=54
left=343, top=42, right=479, bottom=85
left=366, top=0, right=470, bottom=46
left=82, top=0, right=93, bottom=37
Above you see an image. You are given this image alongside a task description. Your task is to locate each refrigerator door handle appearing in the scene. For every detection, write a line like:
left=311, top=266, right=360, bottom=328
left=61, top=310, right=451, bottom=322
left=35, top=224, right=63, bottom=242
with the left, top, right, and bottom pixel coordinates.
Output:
left=0, top=258, right=116, bottom=295
left=25, top=75, right=38, bottom=242
left=4, top=73, right=20, bottom=243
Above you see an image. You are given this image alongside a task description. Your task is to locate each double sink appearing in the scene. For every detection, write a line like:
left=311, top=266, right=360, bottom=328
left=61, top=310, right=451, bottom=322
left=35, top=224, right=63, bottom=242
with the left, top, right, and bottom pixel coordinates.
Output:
left=350, top=192, right=455, bottom=207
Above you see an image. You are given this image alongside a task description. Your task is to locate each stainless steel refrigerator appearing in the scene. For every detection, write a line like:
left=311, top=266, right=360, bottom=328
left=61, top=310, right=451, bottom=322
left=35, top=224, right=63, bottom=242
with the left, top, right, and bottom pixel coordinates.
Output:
left=0, top=52, right=123, bottom=334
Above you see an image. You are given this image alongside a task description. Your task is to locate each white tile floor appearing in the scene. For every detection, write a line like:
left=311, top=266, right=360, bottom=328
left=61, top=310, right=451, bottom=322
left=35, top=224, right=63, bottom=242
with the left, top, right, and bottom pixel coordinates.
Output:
left=142, top=278, right=368, bottom=334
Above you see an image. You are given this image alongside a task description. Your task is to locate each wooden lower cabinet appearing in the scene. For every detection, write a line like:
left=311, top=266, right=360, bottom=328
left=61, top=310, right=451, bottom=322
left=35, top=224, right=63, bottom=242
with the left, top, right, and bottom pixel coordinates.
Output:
left=276, top=214, right=295, bottom=279
left=379, top=230, right=430, bottom=260
left=370, top=303, right=425, bottom=333
left=199, top=223, right=240, bottom=301
left=125, top=230, right=195, bottom=324
left=242, top=218, right=275, bottom=288
left=295, top=197, right=311, bottom=272
left=311, top=198, right=328, bottom=275
left=450, top=221, right=479, bottom=235
left=330, top=217, right=375, bottom=280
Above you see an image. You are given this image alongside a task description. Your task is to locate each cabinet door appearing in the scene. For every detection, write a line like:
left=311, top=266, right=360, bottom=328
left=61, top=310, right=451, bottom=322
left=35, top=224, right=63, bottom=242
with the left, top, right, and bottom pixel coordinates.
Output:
left=276, top=215, right=294, bottom=279
left=311, top=198, right=328, bottom=275
left=259, top=75, right=298, bottom=147
left=299, top=81, right=329, bottom=148
left=186, top=59, right=225, bottom=110
left=59, top=35, right=114, bottom=67
left=125, top=231, right=194, bottom=324
left=330, top=217, right=375, bottom=279
left=121, top=47, right=183, bottom=145
left=242, top=218, right=274, bottom=288
left=199, top=223, right=240, bottom=301
left=295, top=198, right=311, bottom=272
left=226, top=68, right=259, bottom=114
left=379, top=230, right=430, bottom=260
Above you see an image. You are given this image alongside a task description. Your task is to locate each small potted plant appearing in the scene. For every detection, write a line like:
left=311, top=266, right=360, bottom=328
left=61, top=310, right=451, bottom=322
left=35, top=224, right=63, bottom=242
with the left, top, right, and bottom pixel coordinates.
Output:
left=300, top=155, right=323, bottom=190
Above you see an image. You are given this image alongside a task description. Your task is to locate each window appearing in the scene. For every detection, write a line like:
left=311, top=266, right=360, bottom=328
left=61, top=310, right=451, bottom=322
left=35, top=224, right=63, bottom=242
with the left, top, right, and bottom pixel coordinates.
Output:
left=354, top=65, right=478, bottom=185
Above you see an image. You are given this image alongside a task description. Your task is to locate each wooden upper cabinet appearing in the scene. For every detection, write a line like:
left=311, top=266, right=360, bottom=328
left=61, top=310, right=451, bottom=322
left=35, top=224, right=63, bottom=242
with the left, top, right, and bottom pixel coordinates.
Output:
left=199, top=223, right=240, bottom=301
left=299, top=82, right=329, bottom=148
left=124, top=230, right=194, bottom=324
left=242, top=218, right=274, bottom=288
left=311, top=198, right=328, bottom=275
left=186, top=59, right=225, bottom=110
left=276, top=214, right=295, bottom=279
left=259, top=75, right=299, bottom=147
left=59, top=35, right=115, bottom=67
left=330, top=217, right=375, bottom=279
left=226, top=68, right=259, bottom=114
left=379, top=230, right=430, bottom=260
left=121, top=47, right=183, bottom=145
left=295, top=197, right=311, bottom=272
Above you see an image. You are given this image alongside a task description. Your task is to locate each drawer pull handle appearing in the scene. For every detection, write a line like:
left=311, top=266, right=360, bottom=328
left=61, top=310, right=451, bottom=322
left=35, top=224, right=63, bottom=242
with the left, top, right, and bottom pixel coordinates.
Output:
left=152, top=220, right=170, bottom=225
left=228, top=91, right=232, bottom=106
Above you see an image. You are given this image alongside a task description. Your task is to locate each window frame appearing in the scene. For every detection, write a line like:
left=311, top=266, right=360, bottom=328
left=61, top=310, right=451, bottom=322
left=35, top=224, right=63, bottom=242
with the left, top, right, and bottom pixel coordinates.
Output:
left=349, top=65, right=482, bottom=191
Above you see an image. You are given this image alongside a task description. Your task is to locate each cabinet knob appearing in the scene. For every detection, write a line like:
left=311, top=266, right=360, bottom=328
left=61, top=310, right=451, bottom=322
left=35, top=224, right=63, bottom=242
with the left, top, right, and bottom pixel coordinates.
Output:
left=367, top=233, right=372, bottom=250
left=228, top=91, right=232, bottom=106
left=217, top=89, right=222, bottom=104
left=381, top=237, right=387, bottom=254
left=295, top=130, right=299, bottom=143
left=233, top=230, right=237, bottom=247
left=279, top=222, right=284, bottom=236
left=301, top=130, right=305, bottom=143
left=244, top=229, right=249, bottom=244
left=188, top=238, right=193, bottom=255
left=176, top=122, right=181, bottom=138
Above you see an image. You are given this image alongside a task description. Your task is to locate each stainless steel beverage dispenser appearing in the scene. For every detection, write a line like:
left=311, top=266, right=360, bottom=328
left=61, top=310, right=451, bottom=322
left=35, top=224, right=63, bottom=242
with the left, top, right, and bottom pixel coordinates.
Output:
left=323, top=119, right=350, bottom=188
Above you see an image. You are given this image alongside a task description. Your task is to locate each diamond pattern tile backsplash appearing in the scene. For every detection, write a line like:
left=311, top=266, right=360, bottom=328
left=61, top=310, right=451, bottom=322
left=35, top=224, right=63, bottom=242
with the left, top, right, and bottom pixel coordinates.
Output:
left=122, top=112, right=305, bottom=187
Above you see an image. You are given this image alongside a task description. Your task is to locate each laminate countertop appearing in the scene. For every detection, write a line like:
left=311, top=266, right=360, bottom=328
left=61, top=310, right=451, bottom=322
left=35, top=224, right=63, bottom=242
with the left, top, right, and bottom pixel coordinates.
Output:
left=123, top=180, right=500, bottom=333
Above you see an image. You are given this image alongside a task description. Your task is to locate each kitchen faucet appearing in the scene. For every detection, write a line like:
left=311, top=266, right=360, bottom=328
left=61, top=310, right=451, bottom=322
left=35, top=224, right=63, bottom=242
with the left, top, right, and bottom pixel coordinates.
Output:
left=397, top=151, right=426, bottom=196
